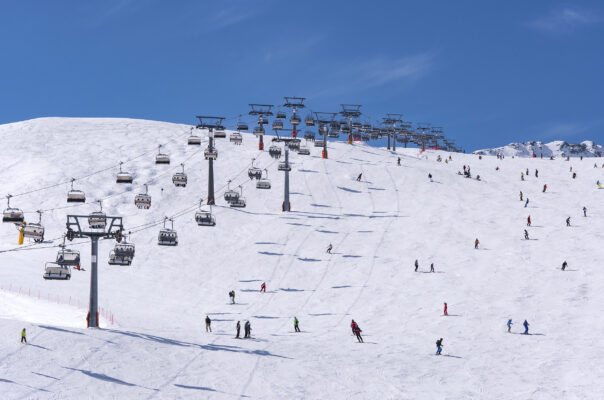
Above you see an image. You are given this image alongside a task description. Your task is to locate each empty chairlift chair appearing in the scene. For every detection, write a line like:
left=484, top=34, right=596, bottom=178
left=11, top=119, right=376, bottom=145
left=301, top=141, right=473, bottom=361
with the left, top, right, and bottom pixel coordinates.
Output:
left=351, top=121, right=361, bottom=129
left=213, top=128, right=226, bottom=138
left=135, top=184, right=152, bottom=209
left=155, top=145, right=170, bottom=164
left=172, top=164, right=187, bottom=188
left=256, top=169, right=271, bottom=189
left=67, top=178, right=86, bottom=203
left=223, top=180, right=239, bottom=203
left=253, top=126, right=264, bottom=136
left=116, top=161, right=133, bottom=184
left=248, top=158, right=263, bottom=180
left=305, top=115, right=315, bottom=127
left=43, top=262, right=71, bottom=280
left=229, top=186, right=246, bottom=208
left=298, top=144, right=310, bottom=155
left=22, top=210, right=45, bottom=243
left=303, top=130, right=315, bottom=141
left=188, top=127, right=202, bottom=145
left=290, top=114, right=301, bottom=125
left=230, top=132, right=242, bottom=144
left=158, top=218, right=178, bottom=246
left=278, top=161, right=291, bottom=171
left=195, top=201, right=216, bottom=227
left=2, top=195, right=24, bottom=223
left=272, top=120, right=284, bottom=130
left=276, top=110, right=286, bottom=119
left=269, top=145, right=282, bottom=159
left=237, top=121, right=249, bottom=131
left=88, top=200, right=107, bottom=230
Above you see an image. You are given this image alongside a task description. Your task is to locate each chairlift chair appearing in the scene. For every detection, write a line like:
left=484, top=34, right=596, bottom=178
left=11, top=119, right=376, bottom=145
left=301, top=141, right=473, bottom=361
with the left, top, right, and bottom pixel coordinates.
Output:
left=298, top=145, right=310, bottom=155
left=172, top=164, right=187, bottom=187
left=108, top=250, right=132, bottom=266
left=340, top=125, right=351, bottom=134
left=67, top=178, right=86, bottom=203
left=319, top=125, right=329, bottom=137
left=204, top=145, right=218, bottom=160
left=351, top=121, right=361, bottom=129
left=256, top=169, right=271, bottom=189
left=276, top=111, right=286, bottom=119
left=116, top=161, right=133, bottom=183
left=56, top=245, right=81, bottom=267
left=305, top=115, right=315, bottom=126
left=195, top=201, right=216, bottom=226
left=268, top=145, right=282, bottom=159
left=278, top=161, right=291, bottom=172
left=290, top=115, right=301, bottom=125
left=288, top=140, right=300, bottom=151
left=135, top=184, right=152, bottom=209
left=253, top=126, right=264, bottom=136
left=223, top=180, right=240, bottom=203
left=43, top=262, right=71, bottom=280
left=272, top=120, right=284, bottom=130
left=155, top=145, right=170, bottom=164
left=108, top=236, right=135, bottom=265
left=248, top=159, right=263, bottom=180
left=188, top=128, right=202, bottom=145
left=328, top=127, right=340, bottom=138
left=303, top=131, right=315, bottom=141
left=88, top=200, right=107, bottom=230
left=213, top=129, right=226, bottom=138
left=229, top=186, right=246, bottom=208
left=22, top=210, right=44, bottom=243
left=314, top=140, right=325, bottom=147
left=158, top=218, right=178, bottom=246
left=230, top=132, right=243, bottom=144
left=237, top=122, right=249, bottom=131
left=2, top=195, right=24, bottom=223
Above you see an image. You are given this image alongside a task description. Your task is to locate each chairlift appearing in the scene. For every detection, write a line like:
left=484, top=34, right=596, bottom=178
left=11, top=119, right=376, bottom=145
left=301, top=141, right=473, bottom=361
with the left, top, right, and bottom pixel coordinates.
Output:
left=362, top=123, right=372, bottom=131
left=230, top=132, right=243, bottom=144
left=56, top=242, right=81, bottom=267
left=298, top=145, right=310, bottom=155
left=278, top=161, right=291, bottom=172
left=319, top=125, right=329, bottom=136
left=172, top=163, right=187, bottom=187
left=195, top=200, right=216, bottom=226
left=269, top=145, right=282, bottom=159
left=116, top=161, right=133, bottom=183
left=188, top=127, right=202, bottom=145
left=109, top=234, right=135, bottom=265
left=305, top=115, right=315, bottom=126
left=314, top=140, right=325, bottom=147
left=328, top=127, right=340, bottom=138
left=253, top=126, right=264, bottom=136
left=303, top=131, right=315, bottom=141
left=204, top=145, right=218, bottom=160
left=276, top=111, right=286, bottom=119
left=256, top=169, right=271, bottom=189
left=229, top=186, right=246, bottom=208
left=224, top=180, right=240, bottom=203
left=158, top=217, right=178, bottom=246
left=272, top=120, right=284, bottom=130
left=67, top=178, right=86, bottom=203
left=288, top=140, right=300, bottom=151
left=290, top=115, right=301, bottom=125
left=43, top=262, right=71, bottom=280
left=155, top=145, right=170, bottom=164
left=248, top=158, right=263, bottom=180
left=22, top=210, right=44, bottom=243
left=351, top=121, right=361, bottom=129
left=2, top=195, right=24, bottom=223
left=237, top=121, right=249, bottom=131
left=88, top=200, right=107, bottom=230
left=135, top=184, right=152, bottom=209
left=213, top=128, right=226, bottom=138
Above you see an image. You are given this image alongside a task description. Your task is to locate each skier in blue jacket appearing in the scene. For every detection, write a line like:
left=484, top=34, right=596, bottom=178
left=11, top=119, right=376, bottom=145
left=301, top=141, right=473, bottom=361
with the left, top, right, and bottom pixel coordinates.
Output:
left=523, top=320, right=529, bottom=335
left=507, top=319, right=513, bottom=333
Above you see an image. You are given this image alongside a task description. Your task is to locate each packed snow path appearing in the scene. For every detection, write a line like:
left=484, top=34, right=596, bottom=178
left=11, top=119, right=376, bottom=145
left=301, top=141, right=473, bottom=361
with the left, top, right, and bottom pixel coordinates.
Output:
left=0, top=118, right=603, bottom=399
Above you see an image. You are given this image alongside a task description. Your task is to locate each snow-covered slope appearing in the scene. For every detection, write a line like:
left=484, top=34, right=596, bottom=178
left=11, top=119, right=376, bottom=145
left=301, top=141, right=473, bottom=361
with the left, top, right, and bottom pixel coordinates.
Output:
left=474, top=140, right=603, bottom=158
left=1, top=118, right=604, bottom=399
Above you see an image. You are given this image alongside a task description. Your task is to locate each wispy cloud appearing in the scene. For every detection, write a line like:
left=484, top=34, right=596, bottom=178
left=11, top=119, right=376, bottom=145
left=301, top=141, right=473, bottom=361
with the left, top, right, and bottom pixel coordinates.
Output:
left=528, top=7, right=599, bottom=35
left=204, top=6, right=256, bottom=32
left=310, top=52, right=434, bottom=99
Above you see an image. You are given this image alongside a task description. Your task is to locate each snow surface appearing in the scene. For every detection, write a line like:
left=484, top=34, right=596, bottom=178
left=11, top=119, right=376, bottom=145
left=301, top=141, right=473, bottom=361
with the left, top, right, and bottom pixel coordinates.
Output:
left=1, top=117, right=604, bottom=399
left=474, top=140, right=603, bottom=158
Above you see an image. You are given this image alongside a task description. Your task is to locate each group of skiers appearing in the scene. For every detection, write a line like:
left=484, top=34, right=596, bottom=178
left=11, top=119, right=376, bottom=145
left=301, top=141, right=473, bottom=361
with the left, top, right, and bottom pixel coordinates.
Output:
left=507, top=319, right=530, bottom=335
left=234, top=320, right=252, bottom=338
left=414, top=259, right=435, bottom=273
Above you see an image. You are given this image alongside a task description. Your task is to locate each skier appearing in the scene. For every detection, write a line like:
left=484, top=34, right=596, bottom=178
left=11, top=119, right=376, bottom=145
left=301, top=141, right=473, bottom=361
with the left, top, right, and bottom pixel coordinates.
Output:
left=572, top=172, right=577, bottom=179
left=474, top=238, right=480, bottom=249
left=430, top=263, right=435, bottom=273
left=524, top=229, right=529, bottom=240
left=562, top=261, right=567, bottom=271
left=21, top=328, right=27, bottom=344
left=443, top=302, right=448, bottom=316
left=356, top=173, right=362, bottom=182
left=428, top=173, right=433, bottom=182
left=535, top=169, right=539, bottom=178
left=397, top=157, right=401, bottom=166
left=583, top=206, right=587, bottom=217
left=205, top=316, right=212, bottom=332
left=236, top=320, right=241, bottom=338
left=527, top=215, right=531, bottom=226
left=326, top=243, right=333, bottom=254
left=521, top=172, right=524, bottom=181
left=526, top=168, right=529, bottom=176
left=542, top=184, right=547, bottom=193
left=294, top=317, right=300, bottom=332
left=523, top=320, right=529, bottom=335
left=507, top=319, right=513, bottom=333
left=260, top=282, right=266, bottom=293
left=566, top=217, right=571, bottom=227
left=244, top=321, right=252, bottom=338
left=520, top=191, right=523, bottom=201
left=435, top=338, right=443, bottom=355
left=414, top=259, right=419, bottom=272
left=350, top=319, right=359, bottom=335
left=229, top=290, right=235, bottom=304
left=353, top=324, right=363, bottom=343
left=524, top=198, right=529, bottom=208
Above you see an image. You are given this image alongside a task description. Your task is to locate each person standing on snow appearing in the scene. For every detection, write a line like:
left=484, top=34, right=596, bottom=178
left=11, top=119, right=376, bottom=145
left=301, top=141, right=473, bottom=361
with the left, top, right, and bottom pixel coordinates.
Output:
left=353, top=324, right=363, bottom=343
left=205, top=316, right=212, bottom=332
left=520, top=191, right=523, bottom=201
left=535, top=169, right=539, bottom=178
left=356, top=173, right=362, bottom=181
left=244, top=321, right=252, bottom=338
left=260, top=282, right=266, bottom=293
left=524, top=230, right=529, bottom=240
left=229, top=290, right=236, bottom=304
left=236, top=321, right=241, bottom=338
left=294, top=317, right=300, bottom=332
left=397, top=157, right=401, bottom=166
left=326, top=243, right=333, bottom=254
left=543, top=184, right=547, bottom=193
left=350, top=319, right=359, bottom=335
left=443, top=303, right=448, bottom=316
left=523, top=320, right=529, bottom=335
left=521, top=172, right=524, bottom=181
left=21, top=328, right=27, bottom=344
left=566, top=217, right=571, bottom=227
left=430, top=263, right=435, bottom=273
left=562, top=261, right=568, bottom=271
left=507, top=319, right=513, bottom=333
left=435, top=338, right=443, bottom=355
left=415, top=259, right=419, bottom=272
left=525, top=198, right=529, bottom=208
left=527, top=215, right=531, bottom=226
left=474, top=238, right=480, bottom=249
left=583, top=207, right=587, bottom=217
left=428, top=173, right=433, bottom=182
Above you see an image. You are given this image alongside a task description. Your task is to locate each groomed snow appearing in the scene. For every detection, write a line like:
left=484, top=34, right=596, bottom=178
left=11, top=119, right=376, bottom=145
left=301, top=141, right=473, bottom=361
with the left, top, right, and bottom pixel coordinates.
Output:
left=1, top=118, right=603, bottom=399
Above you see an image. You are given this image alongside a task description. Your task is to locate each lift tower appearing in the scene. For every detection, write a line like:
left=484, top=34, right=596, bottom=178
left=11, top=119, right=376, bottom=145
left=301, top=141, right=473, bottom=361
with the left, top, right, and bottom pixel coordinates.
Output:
left=249, top=104, right=274, bottom=151
left=65, top=215, right=123, bottom=328
left=314, top=112, right=337, bottom=159
left=283, top=97, right=306, bottom=138
left=431, top=127, right=444, bottom=150
left=416, top=123, right=431, bottom=151
left=383, top=113, right=403, bottom=151
left=196, top=116, right=225, bottom=205
left=339, top=104, right=362, bottom=145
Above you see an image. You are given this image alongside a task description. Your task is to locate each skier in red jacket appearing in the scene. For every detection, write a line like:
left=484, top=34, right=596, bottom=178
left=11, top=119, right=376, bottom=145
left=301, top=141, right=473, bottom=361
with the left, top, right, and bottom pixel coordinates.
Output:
left=443, top=302, right=448, bottom=316
left=527, top=215, right=531, bottom=226
left=260, top=282, right=266, bottom=293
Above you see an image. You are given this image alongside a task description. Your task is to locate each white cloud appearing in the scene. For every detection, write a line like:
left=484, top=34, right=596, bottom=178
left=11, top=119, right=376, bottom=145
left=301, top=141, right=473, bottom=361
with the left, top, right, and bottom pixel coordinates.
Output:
left=529, top=7, right=599, bottom=35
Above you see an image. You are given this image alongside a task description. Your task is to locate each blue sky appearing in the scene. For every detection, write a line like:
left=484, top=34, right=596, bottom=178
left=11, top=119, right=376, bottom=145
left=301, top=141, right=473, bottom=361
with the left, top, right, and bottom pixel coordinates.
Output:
left=1, top=1, right=603, bottom=150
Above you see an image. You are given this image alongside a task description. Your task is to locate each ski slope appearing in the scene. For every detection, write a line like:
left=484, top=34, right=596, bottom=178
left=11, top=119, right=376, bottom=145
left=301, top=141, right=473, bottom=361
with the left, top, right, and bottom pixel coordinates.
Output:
left=1, top=117, right=603, bottom=399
